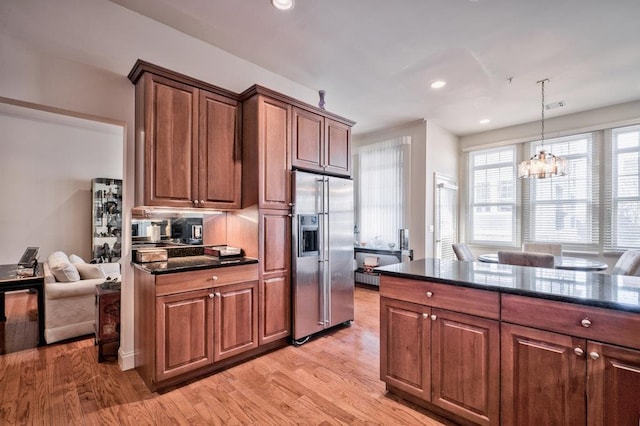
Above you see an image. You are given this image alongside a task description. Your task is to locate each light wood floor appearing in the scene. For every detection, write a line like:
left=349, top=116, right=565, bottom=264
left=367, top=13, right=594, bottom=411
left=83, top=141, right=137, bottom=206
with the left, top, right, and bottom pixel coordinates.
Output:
left=0, top=287, right=452, bottom=425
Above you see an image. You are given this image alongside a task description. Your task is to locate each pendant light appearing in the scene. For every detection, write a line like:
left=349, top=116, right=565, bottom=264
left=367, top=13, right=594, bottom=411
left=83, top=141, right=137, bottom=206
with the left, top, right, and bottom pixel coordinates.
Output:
left=518, top=79, right=567, bottom=178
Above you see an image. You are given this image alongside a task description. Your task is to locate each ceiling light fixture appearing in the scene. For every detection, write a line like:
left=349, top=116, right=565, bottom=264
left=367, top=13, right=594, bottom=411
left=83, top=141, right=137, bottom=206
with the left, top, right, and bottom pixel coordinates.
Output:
left=430, top=80, right=446, bottom=89
left=271, top=0, right=294, bottom=10
left=518, top=79, right=567, bottom=179
left=479, top=119, right=490, bottom=124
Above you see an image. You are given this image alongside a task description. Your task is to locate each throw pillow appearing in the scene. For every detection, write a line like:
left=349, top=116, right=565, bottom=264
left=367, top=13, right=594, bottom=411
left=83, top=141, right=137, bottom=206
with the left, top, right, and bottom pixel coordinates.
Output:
left=47, top=251, right=81, bottom=282
left=69, top=254, right=86, bottom=264
left=75, top=263, right=106, bottom=280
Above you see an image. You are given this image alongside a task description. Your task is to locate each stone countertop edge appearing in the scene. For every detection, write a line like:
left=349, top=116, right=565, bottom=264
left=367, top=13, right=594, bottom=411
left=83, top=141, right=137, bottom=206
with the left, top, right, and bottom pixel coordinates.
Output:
left=132, top=256, right=259, bottom=275
left=375, top=258, right=640, bottom=314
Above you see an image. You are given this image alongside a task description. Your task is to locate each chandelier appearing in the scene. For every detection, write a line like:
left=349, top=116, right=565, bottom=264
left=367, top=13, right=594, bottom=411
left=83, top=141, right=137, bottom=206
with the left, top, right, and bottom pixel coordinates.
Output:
left=518, top=79, right=567, bottom=178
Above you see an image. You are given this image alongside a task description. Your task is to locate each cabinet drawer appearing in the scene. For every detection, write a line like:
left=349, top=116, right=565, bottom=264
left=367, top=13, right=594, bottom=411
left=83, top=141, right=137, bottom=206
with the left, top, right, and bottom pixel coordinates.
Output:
left=156, top=264, right=259, bottom=296
left=380, top=276, right=500, bottom=320
left=501, top=294, right=640, bottom=350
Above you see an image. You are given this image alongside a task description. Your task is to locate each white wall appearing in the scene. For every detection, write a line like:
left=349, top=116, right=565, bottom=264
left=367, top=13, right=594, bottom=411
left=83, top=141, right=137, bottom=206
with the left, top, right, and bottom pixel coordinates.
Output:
left=0, top=103, right=123, bottom=264
left=353, top=119, right=458, bottom=260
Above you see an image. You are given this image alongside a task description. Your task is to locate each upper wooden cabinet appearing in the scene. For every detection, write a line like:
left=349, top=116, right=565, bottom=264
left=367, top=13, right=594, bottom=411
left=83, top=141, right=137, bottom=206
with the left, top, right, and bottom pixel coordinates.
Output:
left=292, top=107, right=352, bottom=177
left=129, top=61, right=241, bottom=209
left=241, top=94, right=291, bottom=210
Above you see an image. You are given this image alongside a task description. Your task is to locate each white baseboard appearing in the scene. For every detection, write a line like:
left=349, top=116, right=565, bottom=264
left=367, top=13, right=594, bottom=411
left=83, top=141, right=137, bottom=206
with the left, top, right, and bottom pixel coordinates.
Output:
left=118, top=347, right=135, bottom=371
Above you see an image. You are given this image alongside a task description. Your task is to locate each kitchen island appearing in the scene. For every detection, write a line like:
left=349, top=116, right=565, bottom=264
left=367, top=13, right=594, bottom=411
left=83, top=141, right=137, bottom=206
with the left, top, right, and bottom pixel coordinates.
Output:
left=376, top=258, right=640, bottom=426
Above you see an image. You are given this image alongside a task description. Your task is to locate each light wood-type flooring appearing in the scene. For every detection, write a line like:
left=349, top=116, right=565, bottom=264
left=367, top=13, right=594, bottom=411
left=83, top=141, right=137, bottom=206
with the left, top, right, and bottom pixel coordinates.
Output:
left=0, top=287, right=452, bottom=425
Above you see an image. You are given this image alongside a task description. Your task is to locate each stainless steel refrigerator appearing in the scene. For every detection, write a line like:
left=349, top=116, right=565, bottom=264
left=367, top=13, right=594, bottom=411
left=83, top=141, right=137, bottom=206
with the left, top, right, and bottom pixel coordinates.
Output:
left=292, top=170, right=354, bottom=343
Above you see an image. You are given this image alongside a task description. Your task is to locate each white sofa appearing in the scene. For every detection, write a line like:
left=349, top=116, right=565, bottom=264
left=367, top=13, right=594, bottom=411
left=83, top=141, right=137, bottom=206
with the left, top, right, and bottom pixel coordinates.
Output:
left=43, top=251, right=120, bottom=344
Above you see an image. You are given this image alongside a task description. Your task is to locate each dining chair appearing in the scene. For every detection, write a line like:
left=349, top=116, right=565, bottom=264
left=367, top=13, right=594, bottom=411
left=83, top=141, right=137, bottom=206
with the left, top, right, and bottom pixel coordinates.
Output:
left=522, top=242, right=562, bottom=256
left=610, top=250, right=640, bottom=276
left=498, top=250, right=555, bottom=268
left=452, top=243, right=475, bottom=261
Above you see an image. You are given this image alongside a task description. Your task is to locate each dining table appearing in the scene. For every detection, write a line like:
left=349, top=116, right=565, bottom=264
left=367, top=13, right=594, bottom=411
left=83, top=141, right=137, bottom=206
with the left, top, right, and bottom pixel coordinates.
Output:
left=477, top=253, right=608, bottom=272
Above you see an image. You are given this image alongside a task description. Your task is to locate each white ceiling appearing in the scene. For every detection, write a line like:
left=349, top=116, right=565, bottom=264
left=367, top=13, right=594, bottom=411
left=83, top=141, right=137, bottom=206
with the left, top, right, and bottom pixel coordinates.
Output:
left=23, top=0, right=640, bottom=136
left=109, top=0, right=640, bottom=136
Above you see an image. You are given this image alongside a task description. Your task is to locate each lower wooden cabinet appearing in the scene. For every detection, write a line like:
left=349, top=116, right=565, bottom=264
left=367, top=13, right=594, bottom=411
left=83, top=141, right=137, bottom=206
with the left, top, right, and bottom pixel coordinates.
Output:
left=134, top=264, right=287, bottom=391
left=380, top=297, right=500, bottom=426
left=502, top=323, right=640, bottom=426
left=156, top=289, right=214, bottom=382
left=213, top=280, right=259, bottom=361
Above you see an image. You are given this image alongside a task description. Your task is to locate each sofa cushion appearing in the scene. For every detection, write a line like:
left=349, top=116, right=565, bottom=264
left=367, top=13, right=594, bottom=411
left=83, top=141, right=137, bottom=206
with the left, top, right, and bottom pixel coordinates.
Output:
left=47, top=251, right=80, bottom=282
left=75, top=263, right=106, bottom=280
left=69, top=254, right=86, bottom=264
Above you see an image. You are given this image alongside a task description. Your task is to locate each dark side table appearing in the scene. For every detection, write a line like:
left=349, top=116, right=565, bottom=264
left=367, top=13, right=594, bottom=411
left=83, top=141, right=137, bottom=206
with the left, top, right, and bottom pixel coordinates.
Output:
left=95, top=281, right=121, bottom=362
left=0, top=263, right=45, bottom=346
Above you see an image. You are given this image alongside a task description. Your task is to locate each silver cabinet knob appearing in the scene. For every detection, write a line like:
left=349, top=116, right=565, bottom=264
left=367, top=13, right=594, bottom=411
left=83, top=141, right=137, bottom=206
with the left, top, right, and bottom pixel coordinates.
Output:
left=200, top=200, right=205, bottom=205
left=581, top=318, right=592, bottom=328
left=426, top=291, right=433, bottom=298
left=589, top=351, right=600, bottom=360
left=430, top=314, right=437, bottom=321
left=212, top=276, right=218, bottom=281
left=215, top=292, right=221, bottom=298
left=574, top=347, right=584, bottom=356
left=422, top=313, right=429, bottom=319
left=209, top=293, right=215, bottom=299
left=193, top=200, right=199, bottom=206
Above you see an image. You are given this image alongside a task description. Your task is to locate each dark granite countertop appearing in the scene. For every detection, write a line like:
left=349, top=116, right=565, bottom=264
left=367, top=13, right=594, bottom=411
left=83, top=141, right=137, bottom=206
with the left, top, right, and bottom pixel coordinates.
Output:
left=375, top=258, right=640, bottom=314
left=132, top=255, right=258, bottom=274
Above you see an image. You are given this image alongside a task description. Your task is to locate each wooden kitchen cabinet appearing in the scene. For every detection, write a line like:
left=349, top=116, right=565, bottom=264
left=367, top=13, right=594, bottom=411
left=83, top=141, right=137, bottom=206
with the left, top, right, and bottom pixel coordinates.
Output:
left=134, top=263, right=260, bottom=391
left=213, top=280, right=259, bottom=361
left=380, top=276, right=500, bottom=426
left=241, top=92, right=291, bottom=210
left=502, top=294, right=640, bottom=426
left=259, top=209, right=291, bottom=344
left=380, top=297, right=430, bottom=400
left=129, top=60, right=241, bottom=209
left=156, top=288, right=214, bottom=382
left=291, top=107, right=351, bottom=177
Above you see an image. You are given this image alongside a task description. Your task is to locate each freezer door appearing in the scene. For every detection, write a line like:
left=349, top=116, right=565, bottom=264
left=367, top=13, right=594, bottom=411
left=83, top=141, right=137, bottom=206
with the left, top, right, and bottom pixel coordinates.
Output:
left=327, top=176, right=354, bottom=327
left=292, top=171, right=325, bottom=340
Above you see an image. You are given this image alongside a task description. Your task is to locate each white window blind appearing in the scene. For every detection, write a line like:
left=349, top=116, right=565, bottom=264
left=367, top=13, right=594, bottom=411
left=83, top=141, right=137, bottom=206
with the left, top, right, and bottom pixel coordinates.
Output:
left=467, top=147, right=517, bottom=246
left=522, top=133, right=599, bottom=252
left=355, top=136, right=411, bottom=248
left=605, top=125, right=640, bottom=251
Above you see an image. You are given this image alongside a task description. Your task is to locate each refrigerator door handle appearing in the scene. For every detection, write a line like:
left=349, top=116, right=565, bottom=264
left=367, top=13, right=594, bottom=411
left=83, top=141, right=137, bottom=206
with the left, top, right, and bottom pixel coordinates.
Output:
left=323, top=178, right=330, bottom=327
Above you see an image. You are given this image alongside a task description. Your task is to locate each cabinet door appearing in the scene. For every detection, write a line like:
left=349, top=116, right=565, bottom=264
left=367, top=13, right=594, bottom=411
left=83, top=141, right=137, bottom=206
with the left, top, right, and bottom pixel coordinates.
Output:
left=156, top=289, right=214, bottom=381
left=260, top=97, right=291, bottom=209
left=213, top=281, right=259, bottom=361
left=431, top=309, right=500, bottom=426
left=259, top=210, right=291, bottom=344
left=143, top=74, right=198, bottom=207
left=380, top=297, right=430, bottom=400
left=324, top=118, right=351, bottom=177
left=198, top=90, right=241, bottom=209
left=501, top=323, right=586, bottom=426
left=291, top=107, right=324, bottom=173
left=587, top=342, right=640, bottom=426
left=260, top=274, right=290, bottom=344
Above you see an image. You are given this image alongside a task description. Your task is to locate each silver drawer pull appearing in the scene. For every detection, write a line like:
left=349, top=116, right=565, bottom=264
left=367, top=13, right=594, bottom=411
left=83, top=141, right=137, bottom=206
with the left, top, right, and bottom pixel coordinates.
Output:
left=212, top=276, right=218, bottom=281
left=209, top=293, right=215, bottom=299
left=573, top=347, right=584, bottom=356
left=215, top=292, right=221, bottom=298
left=422, top=313, right=428, bottom=319
left=426, top=291, right=433, bottom=298
left=430, top=314, right=437, bottom=321
left=589, top=351, right=600, bottom=360
left=581, top=318, right=592, bottom=328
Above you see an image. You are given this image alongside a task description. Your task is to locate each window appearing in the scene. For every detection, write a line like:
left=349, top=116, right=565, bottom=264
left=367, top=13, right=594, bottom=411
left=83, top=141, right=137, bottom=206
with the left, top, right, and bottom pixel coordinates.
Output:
left=606, top=125, right=640, bottom=250
left=522, top=134, right=599, bottom=252
left=355, top=137, right=411, bottom=247
left=467, top=146, right=517, bottom=246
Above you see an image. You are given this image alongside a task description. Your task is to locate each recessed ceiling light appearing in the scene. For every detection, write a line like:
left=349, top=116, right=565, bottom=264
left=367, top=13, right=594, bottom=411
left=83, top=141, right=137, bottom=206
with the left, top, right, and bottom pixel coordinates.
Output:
left=272, top=0, right=294, bottom=10
left=430, top=80, right=446, bottom=89
left=479, top=119, right=491, bottom=124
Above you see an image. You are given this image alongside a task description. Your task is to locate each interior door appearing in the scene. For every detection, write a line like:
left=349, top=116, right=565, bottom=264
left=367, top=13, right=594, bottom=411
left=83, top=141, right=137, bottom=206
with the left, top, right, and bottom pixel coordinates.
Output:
left=434, top=174, right=458, bottom=260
